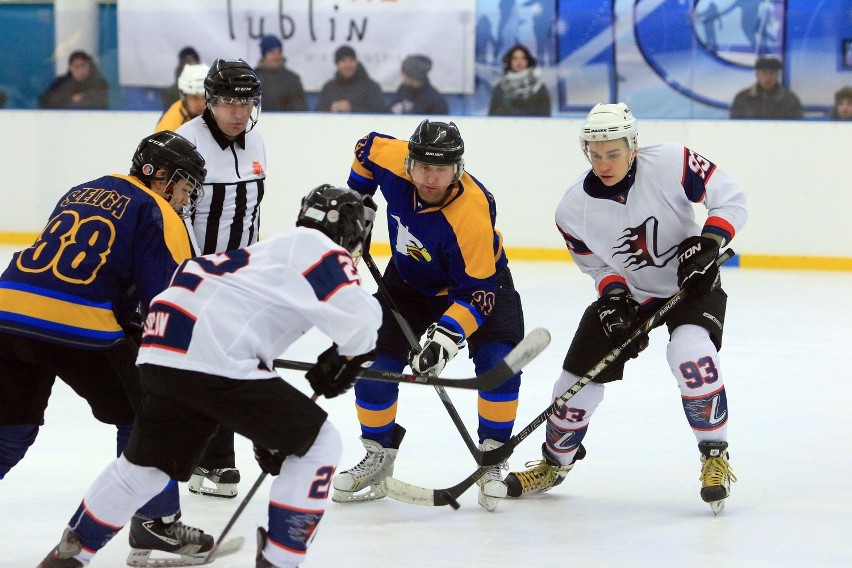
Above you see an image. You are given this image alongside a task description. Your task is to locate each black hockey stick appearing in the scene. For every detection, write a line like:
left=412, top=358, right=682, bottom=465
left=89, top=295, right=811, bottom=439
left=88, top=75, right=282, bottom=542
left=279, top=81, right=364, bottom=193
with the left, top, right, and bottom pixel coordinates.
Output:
left=361, top=251, right=490, bottom=465
left=382, top=249, right=735, bottom=507
left=273, top=327, right=550, bottom=391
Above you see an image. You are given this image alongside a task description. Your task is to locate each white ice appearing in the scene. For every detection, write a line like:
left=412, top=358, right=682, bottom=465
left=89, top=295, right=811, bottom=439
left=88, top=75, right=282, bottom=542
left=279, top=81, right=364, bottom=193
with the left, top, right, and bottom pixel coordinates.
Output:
left=2, top=249, right=851, bottom=567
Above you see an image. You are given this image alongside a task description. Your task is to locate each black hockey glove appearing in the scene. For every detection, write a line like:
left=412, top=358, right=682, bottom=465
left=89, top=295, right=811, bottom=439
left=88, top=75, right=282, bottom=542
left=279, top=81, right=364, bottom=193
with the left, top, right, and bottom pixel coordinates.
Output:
left=361, top=194, right=378, bottom=256
left=306, top=344, right=375, bottom=399
left=253, top=445, right=284, bottom=476
left=121, top=305, right=145, bottom=347
left=676, top=235, right=721, bottom=294
left=596, top=293, right=648, bottom=360
left=408, top=323, right=463, bottom=376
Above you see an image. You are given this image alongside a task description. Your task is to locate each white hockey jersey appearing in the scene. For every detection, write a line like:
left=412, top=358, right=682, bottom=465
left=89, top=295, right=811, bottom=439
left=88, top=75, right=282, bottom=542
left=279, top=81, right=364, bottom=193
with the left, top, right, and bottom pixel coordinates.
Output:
left=137, top=227, right=382, bottom=380
left=176, top=114, right=267, bottom=255
left=555, top=143, right=747, bottom=303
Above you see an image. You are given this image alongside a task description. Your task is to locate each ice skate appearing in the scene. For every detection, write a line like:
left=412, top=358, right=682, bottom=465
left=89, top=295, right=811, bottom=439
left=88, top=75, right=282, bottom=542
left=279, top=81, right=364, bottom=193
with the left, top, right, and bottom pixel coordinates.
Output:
left=255, top=527, right=274, bottom=568
left=332, top=425, right=405, bottom=503
left=505, top=443, right=586, bottom=497
left=188, top=467, right=240, bottom=498
left=126, top=514, right=214, bottom=566
left=38, top=527, right=84, bottom=568
left=698, top=441, right=736, bottom=515
left=476, top=439, right=509, bottom=512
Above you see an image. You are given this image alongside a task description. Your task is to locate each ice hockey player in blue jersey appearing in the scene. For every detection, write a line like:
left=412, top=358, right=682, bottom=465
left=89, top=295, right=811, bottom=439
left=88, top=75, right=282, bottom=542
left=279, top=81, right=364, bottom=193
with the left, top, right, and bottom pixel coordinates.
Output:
left=0, top=131, right=218, bottom=566
left=505, top=103, right=747, bottom=515
left=332, top=119, right=526, bottom=512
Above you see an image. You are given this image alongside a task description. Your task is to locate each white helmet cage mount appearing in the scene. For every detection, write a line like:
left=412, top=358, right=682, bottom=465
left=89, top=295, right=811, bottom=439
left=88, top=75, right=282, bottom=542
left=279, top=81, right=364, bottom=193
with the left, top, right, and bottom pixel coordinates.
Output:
left=580, top=102, right=639, bottom=158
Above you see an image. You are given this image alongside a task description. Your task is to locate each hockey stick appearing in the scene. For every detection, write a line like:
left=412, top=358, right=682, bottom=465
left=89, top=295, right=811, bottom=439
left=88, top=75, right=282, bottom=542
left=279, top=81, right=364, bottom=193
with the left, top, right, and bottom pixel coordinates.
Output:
left=273, top=327, right=550, bottom=391
left=361, top=251, right=490, bottom=465
left=382, top=249, right=736, bottom=507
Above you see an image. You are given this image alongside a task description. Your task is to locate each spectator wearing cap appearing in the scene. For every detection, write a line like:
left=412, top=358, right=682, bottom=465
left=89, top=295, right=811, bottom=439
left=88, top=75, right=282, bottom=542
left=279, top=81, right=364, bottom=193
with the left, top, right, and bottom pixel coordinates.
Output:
left=37, top=50, right=109, bottom=110
left=315, top=45, right=387, bottom=113
left=255, top=35, right=307, bottom=112
left=161, top=46, right=202, bottom=109
left=730, top=56, right=803, bottom=119
left=829, top=86, right=852, bottom=120
left=488, top=44, right=551, bottom=117
left=389, top=54, right=449, bottom=115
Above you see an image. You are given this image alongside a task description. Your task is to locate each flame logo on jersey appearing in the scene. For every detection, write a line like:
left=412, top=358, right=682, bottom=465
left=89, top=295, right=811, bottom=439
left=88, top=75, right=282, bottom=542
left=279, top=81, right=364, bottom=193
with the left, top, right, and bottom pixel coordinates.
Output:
left=612, top=216, right=678, bottom=270
left=390, top=214, right=432, bottom=263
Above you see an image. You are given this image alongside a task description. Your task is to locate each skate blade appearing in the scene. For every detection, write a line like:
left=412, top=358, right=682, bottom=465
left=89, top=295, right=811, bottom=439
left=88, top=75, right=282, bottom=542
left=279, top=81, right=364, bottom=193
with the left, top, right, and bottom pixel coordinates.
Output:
left=331, top=485, right=387, bottom=503
left=127, top=537, right=244, bottom=567
left=709, top=499, right=726, bottom=515
left=188, top=478, right=238, bottom=499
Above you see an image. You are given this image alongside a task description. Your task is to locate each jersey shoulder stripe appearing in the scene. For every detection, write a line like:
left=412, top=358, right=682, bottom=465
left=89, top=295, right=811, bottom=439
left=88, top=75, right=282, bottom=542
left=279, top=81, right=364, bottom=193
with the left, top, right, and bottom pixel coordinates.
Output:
left=302, top=250, right=359, bottom=302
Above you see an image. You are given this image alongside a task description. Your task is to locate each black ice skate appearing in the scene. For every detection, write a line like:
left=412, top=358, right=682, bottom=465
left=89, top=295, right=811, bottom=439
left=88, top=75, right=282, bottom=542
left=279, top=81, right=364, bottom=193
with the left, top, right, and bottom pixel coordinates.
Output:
left=698, top=441, right=737, bottom=515
left=39, top=527, right=84, bottom=568
left=255, top=527, right=274, bottom=568
left=127, top=514, right=214, bottom=566
left=188, top=467, right=240, bottom=498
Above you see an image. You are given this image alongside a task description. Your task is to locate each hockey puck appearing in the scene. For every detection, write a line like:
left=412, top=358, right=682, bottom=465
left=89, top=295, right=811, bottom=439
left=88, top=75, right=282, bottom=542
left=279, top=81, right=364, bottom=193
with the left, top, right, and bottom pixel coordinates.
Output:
left=442, top=492, right=460, bottom=510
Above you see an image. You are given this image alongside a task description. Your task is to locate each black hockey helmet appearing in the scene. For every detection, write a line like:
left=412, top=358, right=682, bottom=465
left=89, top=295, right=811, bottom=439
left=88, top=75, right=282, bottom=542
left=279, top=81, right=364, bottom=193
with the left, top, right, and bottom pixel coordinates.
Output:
left=406, top=119, right=465, bottom=181
left=204, top=58, right=262, bottom=131
left=204, top=58, right=262, bottom=100
left=296, top=185, right=368, bottom=256
left=130, top=131, right=206, bottom=218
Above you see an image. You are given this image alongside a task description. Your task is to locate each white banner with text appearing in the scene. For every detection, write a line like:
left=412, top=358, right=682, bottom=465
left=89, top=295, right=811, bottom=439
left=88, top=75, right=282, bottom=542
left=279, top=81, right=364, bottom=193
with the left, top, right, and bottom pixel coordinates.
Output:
left=117, top=0, right=476, bottom=93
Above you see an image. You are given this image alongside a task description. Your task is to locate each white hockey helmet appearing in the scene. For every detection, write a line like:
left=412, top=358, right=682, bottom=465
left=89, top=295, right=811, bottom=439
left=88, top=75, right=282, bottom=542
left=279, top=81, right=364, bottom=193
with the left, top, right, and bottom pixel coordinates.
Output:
left=177, top=63, right=209, bottom=96
left=580, top=102, right=638, bottom=152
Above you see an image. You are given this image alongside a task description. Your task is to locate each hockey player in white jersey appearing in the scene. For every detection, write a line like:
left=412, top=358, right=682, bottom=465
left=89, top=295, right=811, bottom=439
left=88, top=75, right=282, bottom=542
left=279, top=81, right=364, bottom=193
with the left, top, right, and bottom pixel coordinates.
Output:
left=505, top=103, right=746, bottom=514
left=177, top=58, right=267, bottom=497
left=40, top=185, right=382, bottom=568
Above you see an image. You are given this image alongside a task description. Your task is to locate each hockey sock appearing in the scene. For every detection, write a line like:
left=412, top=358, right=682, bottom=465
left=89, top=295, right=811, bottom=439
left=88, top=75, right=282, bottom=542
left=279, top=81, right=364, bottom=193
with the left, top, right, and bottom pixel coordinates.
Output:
left=475, top=341, right=520, bottom=443
left=0, top=424, right=38, bottom=478
left=545, top=371, right=604, bottom=464
left=116, top=423, right=133, bottom=456
left=266, top=421, right=341, bottom=567
left=667, top=324, right=729, bottom=439
left=69, top=455, right=170, bottom=558
left=355, top=353, right=405, bottom=446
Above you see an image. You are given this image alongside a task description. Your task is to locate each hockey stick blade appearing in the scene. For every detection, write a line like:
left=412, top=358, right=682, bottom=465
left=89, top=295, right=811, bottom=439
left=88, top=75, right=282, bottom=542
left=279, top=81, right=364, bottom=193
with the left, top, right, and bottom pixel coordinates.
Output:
left=273, top=327, right=551, bottom=392
left=383, top=250, right=736, bottom=505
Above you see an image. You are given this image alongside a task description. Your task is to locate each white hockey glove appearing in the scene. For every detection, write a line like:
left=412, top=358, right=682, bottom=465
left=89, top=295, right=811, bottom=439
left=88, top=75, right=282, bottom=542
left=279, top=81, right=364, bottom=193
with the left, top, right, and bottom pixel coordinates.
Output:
left=409, top=323, right=463, bottom=376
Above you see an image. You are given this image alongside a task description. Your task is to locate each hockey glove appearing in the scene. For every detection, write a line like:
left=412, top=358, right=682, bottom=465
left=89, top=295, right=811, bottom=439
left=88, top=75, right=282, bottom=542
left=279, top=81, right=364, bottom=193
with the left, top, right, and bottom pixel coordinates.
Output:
left=597, top=293, right=648, bottom=360
left=676, top=235, right=721, bottom=294
left=409, top=323, right=463, bottom=376
left=306, top=344, right=375, bottom=399
left=360, top=194, right=378, bottom=256
left=253, top=445, right=284, bottom=476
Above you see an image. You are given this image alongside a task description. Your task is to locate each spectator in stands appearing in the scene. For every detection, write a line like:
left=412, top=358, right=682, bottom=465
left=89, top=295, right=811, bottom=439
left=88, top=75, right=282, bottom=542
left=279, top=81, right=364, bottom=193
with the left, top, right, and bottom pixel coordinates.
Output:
left=389, top=54, right=449, bottom=115
left=315, top=45, right=387, bottom=113
left=161, top=46, right=201, bottom=109
left=155, top=63, right=208, bottom=132
left=829, top=86, right=852, bottom=120
left=38, top=50, right=108, bottom=110
left=488, top=44, right=551, bottom=117
left=730, top=57, right=803, bottom=119
left=255, top=35, right=308, bottom=112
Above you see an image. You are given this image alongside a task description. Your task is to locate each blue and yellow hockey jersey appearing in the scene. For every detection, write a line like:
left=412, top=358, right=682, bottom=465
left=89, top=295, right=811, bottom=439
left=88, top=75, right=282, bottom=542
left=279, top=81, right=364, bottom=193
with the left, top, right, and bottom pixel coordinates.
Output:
left=0, top=174, right=192, bottom=349
left=347, top=132, right=508, bottom=341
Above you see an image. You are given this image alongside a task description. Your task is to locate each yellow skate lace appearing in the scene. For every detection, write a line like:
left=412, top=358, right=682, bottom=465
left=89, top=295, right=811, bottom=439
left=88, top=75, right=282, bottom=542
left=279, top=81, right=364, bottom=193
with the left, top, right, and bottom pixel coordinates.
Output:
left=700, top=456, right=738, bottom=487
left=513, top=460, right=569, bottom=495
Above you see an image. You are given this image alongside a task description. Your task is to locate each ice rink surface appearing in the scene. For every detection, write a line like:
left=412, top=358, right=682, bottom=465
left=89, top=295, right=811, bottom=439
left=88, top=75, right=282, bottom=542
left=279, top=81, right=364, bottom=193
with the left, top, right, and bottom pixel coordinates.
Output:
left=2, top=248, right=851, bottom=567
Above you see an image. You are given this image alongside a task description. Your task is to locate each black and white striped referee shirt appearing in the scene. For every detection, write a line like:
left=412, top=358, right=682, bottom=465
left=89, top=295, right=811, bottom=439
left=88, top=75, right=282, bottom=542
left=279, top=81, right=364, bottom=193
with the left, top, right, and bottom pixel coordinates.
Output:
left=177, top=111, right=267, bottom=255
